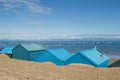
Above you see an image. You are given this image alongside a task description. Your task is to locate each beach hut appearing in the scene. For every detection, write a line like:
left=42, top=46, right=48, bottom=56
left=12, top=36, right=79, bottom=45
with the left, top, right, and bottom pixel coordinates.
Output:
left=0, top=46, right=15, bottom=57
left=34, top=48, right=72, bottom=66
left=65, top=48, right=109, bottom=67
left=12, top=43, right=45, bottom=61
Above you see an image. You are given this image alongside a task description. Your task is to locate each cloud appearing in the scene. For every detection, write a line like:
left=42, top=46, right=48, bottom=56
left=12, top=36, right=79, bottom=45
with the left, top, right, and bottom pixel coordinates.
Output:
left=67, top=34, right=120, bottom=39
left=0, top=32, right=41, bottom=40
left=0, top=31, right=57, bottom=40
left=0, top=0, right=52, bottom=14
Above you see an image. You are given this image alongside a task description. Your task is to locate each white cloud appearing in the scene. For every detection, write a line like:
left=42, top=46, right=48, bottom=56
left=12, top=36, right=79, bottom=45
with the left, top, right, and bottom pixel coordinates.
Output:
left=0, top=32, right=41, bottom=40
left=0, top=31, right=59, bottom=40
left=1, top=31, right=120, bottom=40
left=67, top=34, right=120, bottom=39
left=0, top=0, right=52, bottom=14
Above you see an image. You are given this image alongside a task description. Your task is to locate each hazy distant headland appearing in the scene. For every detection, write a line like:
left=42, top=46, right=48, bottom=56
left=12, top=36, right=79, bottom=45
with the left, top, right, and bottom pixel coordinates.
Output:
left=1, top=34, right=120, bottom=41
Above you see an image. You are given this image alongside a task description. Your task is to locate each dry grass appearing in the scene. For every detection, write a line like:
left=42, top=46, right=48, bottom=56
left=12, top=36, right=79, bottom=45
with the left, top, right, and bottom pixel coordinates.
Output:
left=0, top=54, right=120, bottom=80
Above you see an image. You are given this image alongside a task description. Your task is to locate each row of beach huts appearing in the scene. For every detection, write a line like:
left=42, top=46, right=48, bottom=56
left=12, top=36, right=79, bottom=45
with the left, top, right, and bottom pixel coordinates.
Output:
left=0, top=43, right=109, bottom=67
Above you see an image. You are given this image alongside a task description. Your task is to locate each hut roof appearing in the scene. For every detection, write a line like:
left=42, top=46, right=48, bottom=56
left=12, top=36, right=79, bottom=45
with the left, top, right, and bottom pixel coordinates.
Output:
left=0, top=46, right=15, bottom=54
left=20, top=43, right=45, bottom=51
left=77, top=48, right=109, bottom=66
left=47, top=48, right=72, bottom=61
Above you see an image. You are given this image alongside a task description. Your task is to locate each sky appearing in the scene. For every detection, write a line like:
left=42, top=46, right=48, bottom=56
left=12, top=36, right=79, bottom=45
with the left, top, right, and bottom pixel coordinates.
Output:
left=0, top=0, right=120, bottom=40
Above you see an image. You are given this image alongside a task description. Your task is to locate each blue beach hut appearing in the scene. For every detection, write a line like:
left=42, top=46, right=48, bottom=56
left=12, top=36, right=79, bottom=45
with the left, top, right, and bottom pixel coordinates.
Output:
left=0, top=46, right=15, bottom=54
left=0, top=46, right=15, bottom=58
left=65, top=48, right=109, bottom=67
left=12, top=43, right=45, bottom=61
left=34, top=48, right=72, bottom=66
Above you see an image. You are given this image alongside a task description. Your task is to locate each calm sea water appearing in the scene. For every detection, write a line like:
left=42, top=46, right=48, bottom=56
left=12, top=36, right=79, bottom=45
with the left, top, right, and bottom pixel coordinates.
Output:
left=0, top=40, right=120, bottom=59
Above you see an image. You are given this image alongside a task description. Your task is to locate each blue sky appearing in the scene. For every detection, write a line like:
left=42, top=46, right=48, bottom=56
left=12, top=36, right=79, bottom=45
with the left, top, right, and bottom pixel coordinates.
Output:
left=0, top=0, right=120, bottom=40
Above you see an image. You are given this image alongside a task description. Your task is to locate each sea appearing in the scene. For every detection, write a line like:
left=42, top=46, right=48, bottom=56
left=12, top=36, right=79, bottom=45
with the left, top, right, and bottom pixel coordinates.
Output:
left=0, top=40, right=120, bottom=59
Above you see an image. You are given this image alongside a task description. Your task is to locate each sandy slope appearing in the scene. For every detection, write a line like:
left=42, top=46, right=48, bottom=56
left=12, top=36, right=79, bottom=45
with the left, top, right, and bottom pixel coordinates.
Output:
left=0, top=54, right=120, bottom=80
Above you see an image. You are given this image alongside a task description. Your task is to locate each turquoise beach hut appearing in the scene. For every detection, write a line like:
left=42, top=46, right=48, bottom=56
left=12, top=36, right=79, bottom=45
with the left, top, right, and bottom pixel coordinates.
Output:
left=0, top=46, right=15, bottom=57
left=12, top=43, right=45, bottom=61
left=65, top=48, right=109, bottom=67
left=0, top=46, right=14, bottom=54
left=34, top=48, right=72, bottom=66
